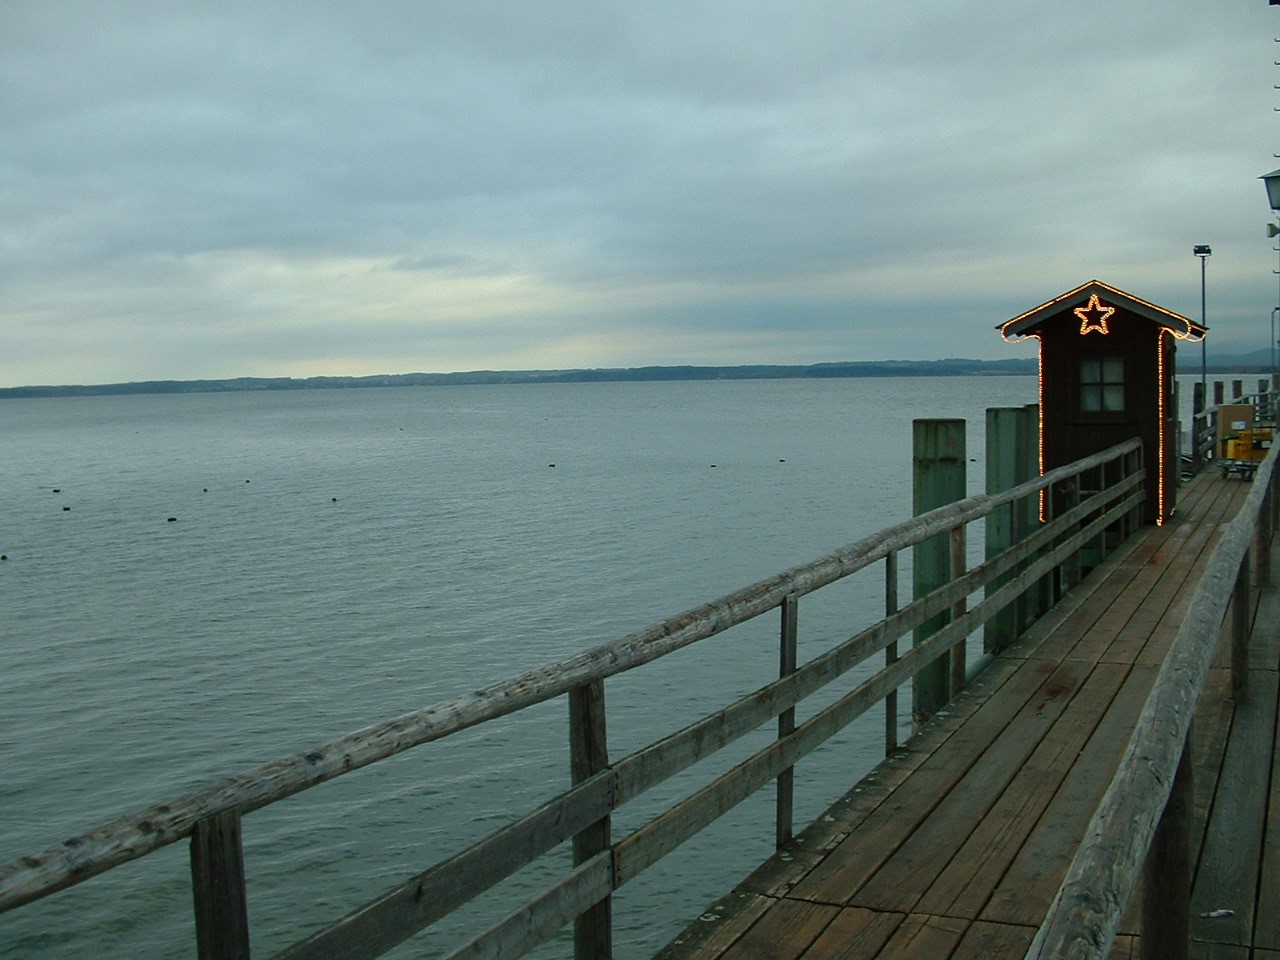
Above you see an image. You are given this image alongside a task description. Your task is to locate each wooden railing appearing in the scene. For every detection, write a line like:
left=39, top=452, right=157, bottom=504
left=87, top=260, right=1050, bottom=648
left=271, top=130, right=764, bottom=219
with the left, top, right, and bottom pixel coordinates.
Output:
left=1026, top=439, right=1279, bottom=960
left=0, top=439, right=1146, bottom=960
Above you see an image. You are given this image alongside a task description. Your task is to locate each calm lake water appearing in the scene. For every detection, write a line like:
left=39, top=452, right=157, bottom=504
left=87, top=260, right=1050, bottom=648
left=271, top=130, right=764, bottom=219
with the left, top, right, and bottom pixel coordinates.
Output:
left=0, top=373, right=1107, bottom=958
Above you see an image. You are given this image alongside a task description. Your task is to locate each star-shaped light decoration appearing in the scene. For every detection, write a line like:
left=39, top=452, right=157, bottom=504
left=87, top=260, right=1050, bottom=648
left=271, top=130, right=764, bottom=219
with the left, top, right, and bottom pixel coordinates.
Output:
left=1074, top=293, right=1115, bottom=335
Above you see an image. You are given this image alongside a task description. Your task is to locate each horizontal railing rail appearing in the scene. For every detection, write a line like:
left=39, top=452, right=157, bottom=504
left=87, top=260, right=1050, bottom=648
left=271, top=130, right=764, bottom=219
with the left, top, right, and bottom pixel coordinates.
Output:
left=1025, top=439, right=1278, bottom=960
left=0, top=438, right=1146, bottom=960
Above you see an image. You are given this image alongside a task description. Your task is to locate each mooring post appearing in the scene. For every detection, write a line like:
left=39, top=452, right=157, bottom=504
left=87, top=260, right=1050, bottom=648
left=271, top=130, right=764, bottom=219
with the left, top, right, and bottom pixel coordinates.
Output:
left=984, top=407, right=1021, bottom=654
left=190, top=810, right=251, bottom=960
left=569, top=679, right=612, bottom=960
left=776, top=592, right=798, bottom=848
left=913, top=418, right=965, bottom=724
left=1140, top=728, right=1193, bottom=960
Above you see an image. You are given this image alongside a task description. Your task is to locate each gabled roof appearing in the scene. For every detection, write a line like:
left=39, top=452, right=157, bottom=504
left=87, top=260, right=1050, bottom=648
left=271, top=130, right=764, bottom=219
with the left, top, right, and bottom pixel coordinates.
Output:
left=999, top=279, right=1206, bottom=343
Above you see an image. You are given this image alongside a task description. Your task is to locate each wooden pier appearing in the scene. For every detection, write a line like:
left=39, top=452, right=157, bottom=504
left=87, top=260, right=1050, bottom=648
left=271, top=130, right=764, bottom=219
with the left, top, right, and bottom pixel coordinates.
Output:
left=1, top=394, right=1277, bottom=960
left=655, top=467, right=1278, bottom=960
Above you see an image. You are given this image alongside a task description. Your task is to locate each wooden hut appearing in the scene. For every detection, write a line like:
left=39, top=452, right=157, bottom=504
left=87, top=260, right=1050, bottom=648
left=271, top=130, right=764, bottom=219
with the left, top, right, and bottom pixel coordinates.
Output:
left=1000, top=279, right=1206, bottom=524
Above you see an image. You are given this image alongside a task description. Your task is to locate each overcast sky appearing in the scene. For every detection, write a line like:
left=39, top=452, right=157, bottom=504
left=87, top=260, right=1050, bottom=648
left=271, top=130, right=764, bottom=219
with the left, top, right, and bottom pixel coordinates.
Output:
left=4, top=2, right=1279, bottom=386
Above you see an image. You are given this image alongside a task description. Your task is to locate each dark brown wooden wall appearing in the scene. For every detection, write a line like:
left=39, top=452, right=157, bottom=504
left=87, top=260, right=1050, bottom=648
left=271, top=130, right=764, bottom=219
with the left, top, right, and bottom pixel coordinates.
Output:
left=1037, top=307, right=1173, bottom=522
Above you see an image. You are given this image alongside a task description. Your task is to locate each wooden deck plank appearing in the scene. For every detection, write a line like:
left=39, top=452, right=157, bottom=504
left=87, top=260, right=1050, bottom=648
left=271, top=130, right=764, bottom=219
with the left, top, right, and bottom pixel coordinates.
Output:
left=786, top=658, right=1065, bottom=906
left=795, top=907, right=904, bottom=960
left=947, top=920, right=1034, bottom=960
left=1090, top=488, right=1235, bottom=666
left=1014, top=537, right=1167, bottom=665
left=735, top=662, right=1027, bottom=900
left=849, top=913, right=967, bottom=960
left=1128, top=486, right=1243, bottom=667
left=846, top=659, right=1096, bottom=913
left=1189, top=660, right=1279, bottom=947
left=717, top=898, right=839, bottom=960
left=978, top=665, right=1160, bottom=927
left=1189, top=667, right=1236, bottom=882
left=1254, top=667, right=1280, bottom=953
left=914, top=661, right=1133, bottom=920
left=654, top=893, right=776, bottom=960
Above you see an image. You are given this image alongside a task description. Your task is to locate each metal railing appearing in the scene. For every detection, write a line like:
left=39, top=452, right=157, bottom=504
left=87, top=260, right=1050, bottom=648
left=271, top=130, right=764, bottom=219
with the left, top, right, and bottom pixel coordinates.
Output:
left=0, top=441, right=1146, bottom=960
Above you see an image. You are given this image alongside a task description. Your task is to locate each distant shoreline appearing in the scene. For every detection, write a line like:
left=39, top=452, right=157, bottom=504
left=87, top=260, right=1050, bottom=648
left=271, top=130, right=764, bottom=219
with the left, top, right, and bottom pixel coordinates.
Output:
left=1, top=356, right=1271, bottom=399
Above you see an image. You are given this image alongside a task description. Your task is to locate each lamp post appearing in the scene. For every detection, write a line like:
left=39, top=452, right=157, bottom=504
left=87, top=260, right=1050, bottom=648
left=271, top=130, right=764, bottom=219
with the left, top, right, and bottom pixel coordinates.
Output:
left=1261, top=169, right=1280, bottom=373
left=1194, top=244, right=1211, bottom=394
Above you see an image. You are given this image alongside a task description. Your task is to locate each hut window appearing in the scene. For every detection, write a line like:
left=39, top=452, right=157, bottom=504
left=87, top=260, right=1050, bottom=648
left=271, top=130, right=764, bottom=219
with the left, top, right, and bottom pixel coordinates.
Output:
left=1080, top=358, right=1124, bottom=412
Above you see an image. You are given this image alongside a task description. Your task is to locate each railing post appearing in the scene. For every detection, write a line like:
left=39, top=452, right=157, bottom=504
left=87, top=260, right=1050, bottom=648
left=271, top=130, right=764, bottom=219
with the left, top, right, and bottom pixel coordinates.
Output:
left=985, top=407, right=1022, bottom=654
left=912, top=418, right=966, bottom=724
left=1191, top=382, right=1204, bottom=471
left=1213, top=380, right=1224, bottom=408
left=1259, top=481, right=1273, bottom=586
left=1023, top=404, right=1052, bottom=622
left=1232, top=548, right=1251, bottom=704
left=949, top=524, right=967, bottom=696
left=569, top=679, right=612, bottom=960
left=1128, top=446, right=1144, bottom=538
left=1140, top=727, right=1193, bottom=960
left=776, top=593, right=798, bottom=848
left=885, top=551, right=899, bottom=754
left=1061, top=476, right=1082, bottom=592
left=190, top=810, right=251, bottom=960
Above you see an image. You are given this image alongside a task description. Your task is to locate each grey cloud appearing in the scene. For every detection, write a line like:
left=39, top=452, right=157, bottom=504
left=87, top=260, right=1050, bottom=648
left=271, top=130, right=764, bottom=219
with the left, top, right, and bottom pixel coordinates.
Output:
left=1, top=1, right=1275, bottom=385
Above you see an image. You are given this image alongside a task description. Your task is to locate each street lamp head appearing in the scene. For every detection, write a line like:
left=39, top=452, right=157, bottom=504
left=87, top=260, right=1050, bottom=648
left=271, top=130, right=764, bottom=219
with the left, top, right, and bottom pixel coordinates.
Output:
left=1193, top=244, right=1211, bottom=258
left=1262, top=169, right=1280, bottom=212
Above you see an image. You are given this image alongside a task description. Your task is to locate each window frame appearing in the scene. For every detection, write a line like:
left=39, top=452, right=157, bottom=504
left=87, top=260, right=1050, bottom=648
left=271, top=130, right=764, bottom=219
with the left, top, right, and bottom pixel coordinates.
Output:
left=1079, top=357, right=1125, bottom=414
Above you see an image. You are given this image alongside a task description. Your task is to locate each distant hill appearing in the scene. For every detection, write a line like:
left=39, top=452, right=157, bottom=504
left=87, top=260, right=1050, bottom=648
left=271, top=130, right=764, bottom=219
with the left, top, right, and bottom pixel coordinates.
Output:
left=0, top=358, right=1039, bottom=398
left=1, top=352, right=1271, bottom=399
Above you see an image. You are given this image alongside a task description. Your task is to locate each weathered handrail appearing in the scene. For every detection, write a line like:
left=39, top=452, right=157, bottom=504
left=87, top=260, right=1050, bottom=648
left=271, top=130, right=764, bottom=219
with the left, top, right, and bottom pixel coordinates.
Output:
left=1025, top=439, right=1279, bottom=960
left=0, top=438, right=1145, bottom=960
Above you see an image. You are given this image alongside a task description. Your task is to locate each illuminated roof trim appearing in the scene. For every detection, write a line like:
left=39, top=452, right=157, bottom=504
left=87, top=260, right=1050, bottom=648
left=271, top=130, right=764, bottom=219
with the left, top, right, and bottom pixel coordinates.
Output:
left=998, top=279, right=1206, bottom=343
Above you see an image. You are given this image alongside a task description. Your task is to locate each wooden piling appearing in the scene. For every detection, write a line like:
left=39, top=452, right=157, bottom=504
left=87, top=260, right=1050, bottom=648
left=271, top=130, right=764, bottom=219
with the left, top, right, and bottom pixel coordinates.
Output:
left=984, top=408, right=1022, bottom=654
left=912, top=419, right=966, bottom=723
